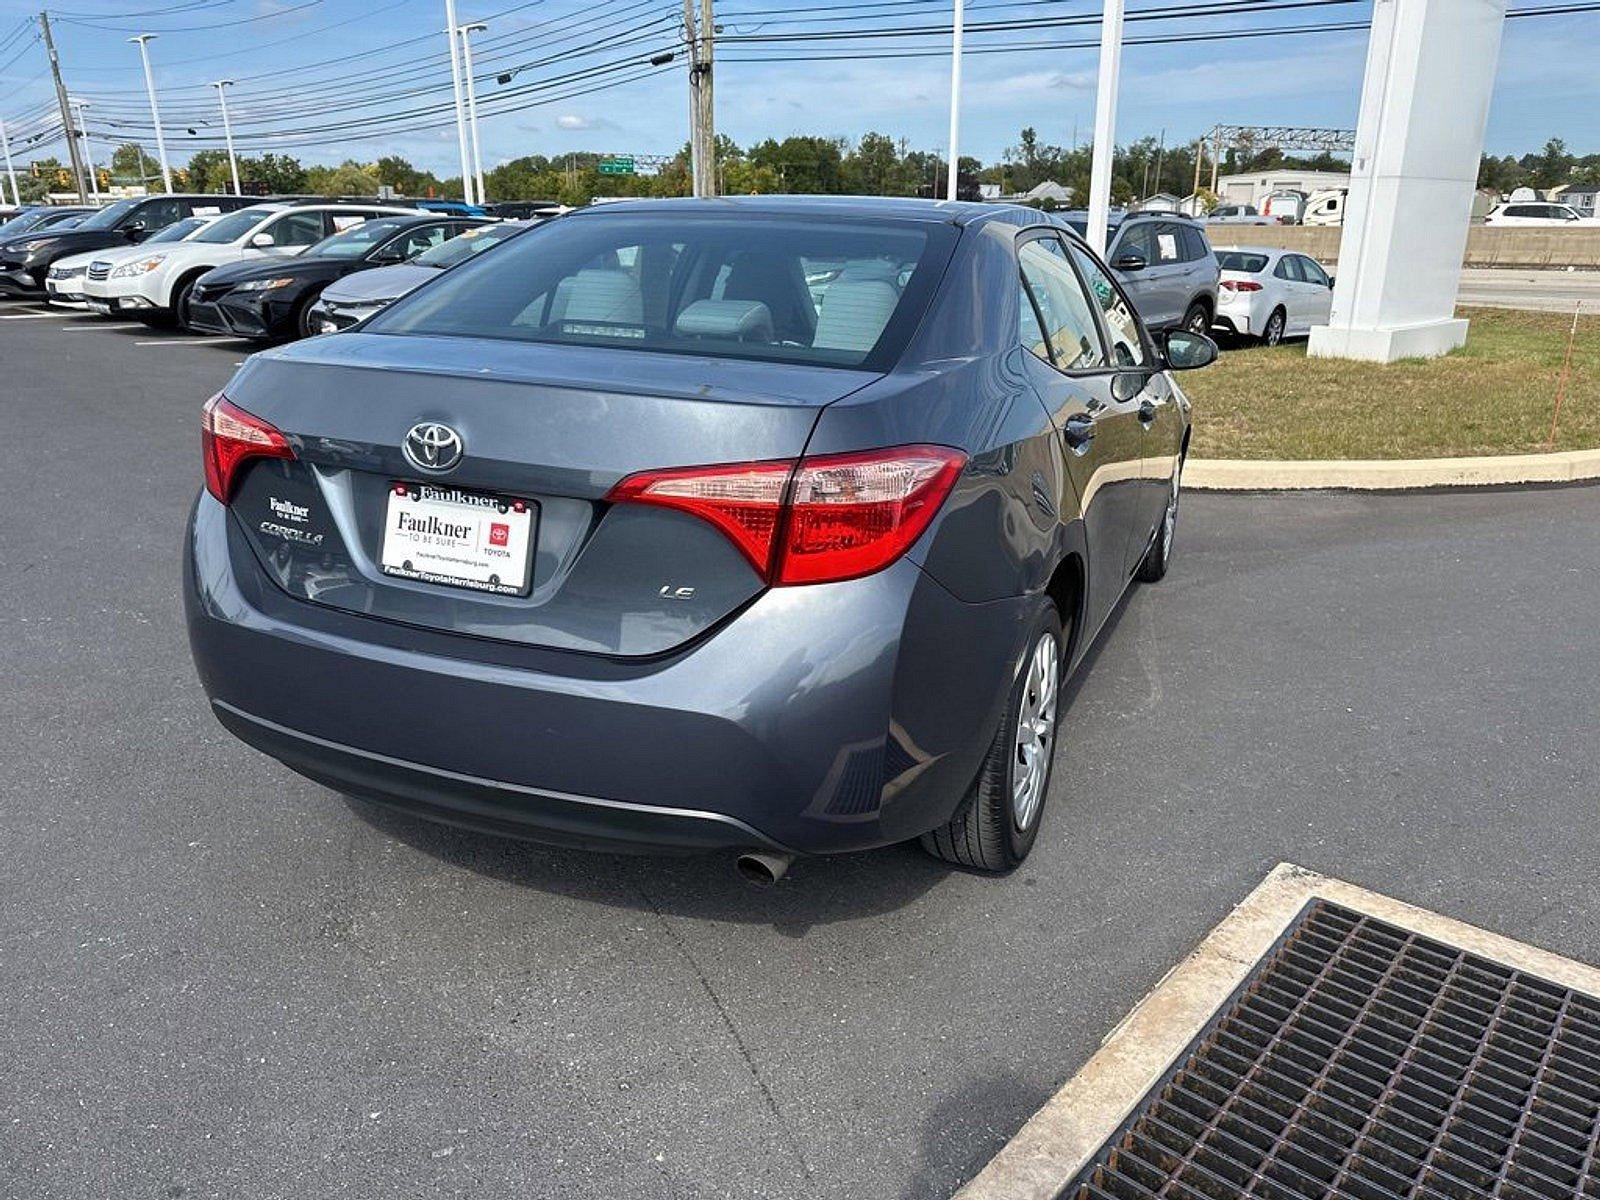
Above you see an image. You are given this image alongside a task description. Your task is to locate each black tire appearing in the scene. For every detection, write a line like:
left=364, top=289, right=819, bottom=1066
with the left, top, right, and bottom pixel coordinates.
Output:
left=921, top=599, right=1066, bottom=872
left=169, top=275, right=202, bottom=331
left=1182, top=301, right=1210, bottom=336
left=294, top=292, right=323, bottom=340
left=1260, top=307, right=1286, bottom=347
left=1136, top=457, right=1183, bottom=583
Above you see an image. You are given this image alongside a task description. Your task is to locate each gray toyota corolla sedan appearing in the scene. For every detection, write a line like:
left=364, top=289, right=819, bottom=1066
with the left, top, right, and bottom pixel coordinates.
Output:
left=185, top=196, right=1212, bottom=879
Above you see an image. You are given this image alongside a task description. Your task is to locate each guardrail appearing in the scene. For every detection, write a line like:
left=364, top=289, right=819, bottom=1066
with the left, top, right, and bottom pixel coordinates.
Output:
left=1205, top=226, right=1600, bottom=270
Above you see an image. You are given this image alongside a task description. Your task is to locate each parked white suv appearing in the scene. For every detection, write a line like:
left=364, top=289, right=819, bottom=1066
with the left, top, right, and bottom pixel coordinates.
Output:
left=45, top=214, right=219, bottom=308
left=1484, top=202, right=1599, bottom=227
left=80, top=201, right=412, bottom=326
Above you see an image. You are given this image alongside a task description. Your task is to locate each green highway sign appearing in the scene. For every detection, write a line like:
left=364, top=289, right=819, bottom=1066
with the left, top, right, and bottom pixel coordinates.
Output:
left=598, top=157, right=636, bottom=176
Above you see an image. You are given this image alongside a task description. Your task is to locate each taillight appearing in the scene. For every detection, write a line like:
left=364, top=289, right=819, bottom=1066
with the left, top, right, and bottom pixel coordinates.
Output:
left=201, top=392, right=293, bottom=503
left=607, top=444, right=966, bottom=586
left=1221, top=279, right=1263, bottom=293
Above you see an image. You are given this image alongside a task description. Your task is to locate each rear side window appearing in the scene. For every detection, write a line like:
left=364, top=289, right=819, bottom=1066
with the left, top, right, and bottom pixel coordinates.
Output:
left=1018, top=236, right=1106, bottom=370
left=368, top=213, right=956, bottom=370
left=1069, top=244, right=1147, bottom=368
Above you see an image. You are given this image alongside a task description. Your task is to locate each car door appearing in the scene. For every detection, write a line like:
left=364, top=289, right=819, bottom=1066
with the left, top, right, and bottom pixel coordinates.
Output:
left=1272, top=254, right=1306, bottom=331
left=1068, top=240, right=1182, bottom=549
left=1147, top=222, right=1193, bottom=328
left=1294, top=255, right=1334, bottom=327
left=1016, top=231, right=1146, bottom=633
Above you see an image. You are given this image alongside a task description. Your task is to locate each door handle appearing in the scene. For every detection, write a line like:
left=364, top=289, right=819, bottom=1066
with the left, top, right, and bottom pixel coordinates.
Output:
left=1063, top=413, right=1095, bottom=452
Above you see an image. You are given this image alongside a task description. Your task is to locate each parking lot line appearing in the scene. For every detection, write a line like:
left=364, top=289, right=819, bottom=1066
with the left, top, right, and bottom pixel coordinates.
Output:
left=133, top=338, right=231, bottom=346
left=62, top=323, right=145, bottom=331
left=1, top=310, right=69, bottom=320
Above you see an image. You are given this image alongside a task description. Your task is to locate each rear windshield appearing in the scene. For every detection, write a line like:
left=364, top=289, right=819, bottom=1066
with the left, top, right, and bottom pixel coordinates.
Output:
left=367, top=211, right=955, bottom=370
left=1216, top=251, right=1269, bottom=273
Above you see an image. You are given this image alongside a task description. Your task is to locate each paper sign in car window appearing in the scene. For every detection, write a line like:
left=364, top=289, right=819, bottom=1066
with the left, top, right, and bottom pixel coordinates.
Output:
left=332, top=215, right=366, bottom=230
left=1157, top=233, right=1178, bottom=260
left=194, top=206, right=221, bottom=215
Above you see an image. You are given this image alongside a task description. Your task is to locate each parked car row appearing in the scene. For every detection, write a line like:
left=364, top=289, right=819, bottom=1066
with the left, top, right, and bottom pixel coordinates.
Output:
left=2, top=193, right=543, bottom=344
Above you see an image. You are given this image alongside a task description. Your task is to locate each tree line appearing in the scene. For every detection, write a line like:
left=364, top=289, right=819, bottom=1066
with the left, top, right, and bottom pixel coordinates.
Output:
left=11, top=129, right=1594, bottom=207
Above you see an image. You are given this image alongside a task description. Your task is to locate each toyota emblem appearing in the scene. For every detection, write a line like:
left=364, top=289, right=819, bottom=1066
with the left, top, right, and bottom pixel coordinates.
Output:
left=402, top=421, right=464, bottom=473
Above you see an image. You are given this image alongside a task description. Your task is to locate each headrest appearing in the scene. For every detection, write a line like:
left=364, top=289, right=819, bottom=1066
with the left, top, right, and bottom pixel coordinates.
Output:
left=673, top=299, right=775, bottom=342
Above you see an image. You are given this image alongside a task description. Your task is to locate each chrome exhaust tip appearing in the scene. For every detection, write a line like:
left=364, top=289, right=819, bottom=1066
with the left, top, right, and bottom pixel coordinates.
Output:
left=735, top=850, right=794, bottom=887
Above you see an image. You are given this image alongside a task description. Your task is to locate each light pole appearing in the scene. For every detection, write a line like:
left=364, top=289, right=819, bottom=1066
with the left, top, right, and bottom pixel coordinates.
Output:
left=457, top=22, right=488, bottom=205
left=211, top=79, right=240, bottom=196
left=442, top=0, right=474, bottom=205
left=945, top=0, right=963, bottom=202
left=0, top=117, right=19, bottom=207
left=129, top=34, right=172, bottom=193
left=1085, top=0, right=1124, bottom=257
left=70, top=98, right=98, bottom=202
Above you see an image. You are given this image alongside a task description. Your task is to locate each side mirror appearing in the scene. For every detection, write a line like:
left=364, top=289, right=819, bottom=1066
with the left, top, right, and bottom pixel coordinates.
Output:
left=1326, top=275, right=1336, bottom=289
left=1163, top=329, right=1218, bottom=371
left=1113, top=252, right=1147, bottom=272
left=249, top=232, right=275, bottom=249
left=125, top=220, right=148, bottom=242
left=370, top=245, right=404, bottom=264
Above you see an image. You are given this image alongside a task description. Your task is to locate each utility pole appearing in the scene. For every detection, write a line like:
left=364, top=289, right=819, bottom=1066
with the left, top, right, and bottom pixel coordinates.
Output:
left=945, top=0, right=963, bottom=201
left=212, top=80, right=240, bottom=195
left=39, top=11, right=87, bottom=202
left=0, top=118, right=19, bottom=207
left=695, top=0, right=715, bottom=196
left=442, top=0, right=474, bottom=205
left=129, top=35, right=172, bottom=192
left=1191, top=136, right=1203, bottom=200
left=683, top=0, right=702, bottom=195
left=1085, top=0, right=1123, bottom=256
left=457, top=22, right=488, bottom=204
left=71, top=99, right=98, bottom=202
left=1153, top=126, right=1165, bottom=196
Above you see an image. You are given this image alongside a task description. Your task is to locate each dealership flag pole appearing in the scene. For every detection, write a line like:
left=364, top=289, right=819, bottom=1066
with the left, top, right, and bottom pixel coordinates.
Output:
left=945, top=0, right=963, bottom=201
left=1085, top=0, right=1124, bottom=257
left=129, top=35, right=172, bottom=193
left=442, top=0, right=475, bottom=205
left=0, top=118, right=18, bottom=206
left=212, top=80, right=240, bottom=196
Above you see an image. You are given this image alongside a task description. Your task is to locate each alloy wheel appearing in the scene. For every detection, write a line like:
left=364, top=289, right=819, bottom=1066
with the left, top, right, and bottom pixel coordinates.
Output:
left=1264, top=311, right=1285, bottom=346
left=1011, top=631, right=1060, bottom=831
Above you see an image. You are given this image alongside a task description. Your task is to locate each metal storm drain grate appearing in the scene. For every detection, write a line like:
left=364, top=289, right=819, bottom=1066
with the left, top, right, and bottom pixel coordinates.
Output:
left=1063, top=900, right=1600, bottom=1200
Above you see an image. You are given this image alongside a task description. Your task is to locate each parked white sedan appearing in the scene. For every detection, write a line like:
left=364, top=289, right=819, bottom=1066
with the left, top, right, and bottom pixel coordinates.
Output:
left=1483, top=202, right=1600, bottom=227
left=1212, top=247, right=1335, bottom=345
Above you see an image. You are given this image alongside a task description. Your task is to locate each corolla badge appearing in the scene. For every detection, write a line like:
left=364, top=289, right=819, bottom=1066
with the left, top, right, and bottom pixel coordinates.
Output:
left=402, top=421, right=464, bottom=473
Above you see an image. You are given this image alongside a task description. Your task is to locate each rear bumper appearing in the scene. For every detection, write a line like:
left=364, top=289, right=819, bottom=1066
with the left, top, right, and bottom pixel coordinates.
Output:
left=185, top=493, right=1026, bottom=856
left=211, top=700, right=789, bottom=853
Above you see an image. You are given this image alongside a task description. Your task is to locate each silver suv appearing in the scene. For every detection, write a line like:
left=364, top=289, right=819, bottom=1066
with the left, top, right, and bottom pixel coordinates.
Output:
left=1062, top=211, right=1220, bottom=335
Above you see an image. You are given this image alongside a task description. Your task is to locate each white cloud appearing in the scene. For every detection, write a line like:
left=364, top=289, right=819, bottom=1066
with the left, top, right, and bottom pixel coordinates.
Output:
left=557, top=115, right=594, bottom=131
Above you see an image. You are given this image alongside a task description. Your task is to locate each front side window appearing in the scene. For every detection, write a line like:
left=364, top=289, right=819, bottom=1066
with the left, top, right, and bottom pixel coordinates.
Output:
left=134, top=199, right=183, bottom=231
left=1298, top=257, right=1330, bottom=287
left=263, top=211, right=327, bottom=247
left=368, top=212, right=954, bottom=370
left=1274, top=256, right=1301, bottom=281
left=390, top=224, right=452, bottom=260
left=192, top=207, right=279, bottom=244
left=1018, top=236, right=1106, bottom=370
left=1152, top=223, right=1185, bottom=264
left=1069, top=244, right=1147, bottom=368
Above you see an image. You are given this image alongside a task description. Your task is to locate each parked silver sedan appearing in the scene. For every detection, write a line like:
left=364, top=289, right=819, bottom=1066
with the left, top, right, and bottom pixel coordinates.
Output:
left=1212, top=247, right=1335, bottom=346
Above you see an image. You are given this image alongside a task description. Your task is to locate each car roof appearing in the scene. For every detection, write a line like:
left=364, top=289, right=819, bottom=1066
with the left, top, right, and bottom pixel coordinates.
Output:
left=567, top=194, right=1048, bottom=228
left=1218, top=245, right=1286, bottom=256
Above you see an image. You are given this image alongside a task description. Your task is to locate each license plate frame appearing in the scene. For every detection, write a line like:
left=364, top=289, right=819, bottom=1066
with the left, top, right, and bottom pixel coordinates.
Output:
left=379, top=481, right=537, bottom=597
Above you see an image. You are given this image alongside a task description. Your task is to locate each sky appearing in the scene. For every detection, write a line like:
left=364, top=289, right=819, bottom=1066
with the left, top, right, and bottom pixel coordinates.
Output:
left=0, top=0, right=1595, bottom=180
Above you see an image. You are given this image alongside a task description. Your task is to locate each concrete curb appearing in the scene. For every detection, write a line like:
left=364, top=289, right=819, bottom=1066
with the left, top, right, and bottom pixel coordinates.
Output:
left=1186, top=446, right=1600, bottom=491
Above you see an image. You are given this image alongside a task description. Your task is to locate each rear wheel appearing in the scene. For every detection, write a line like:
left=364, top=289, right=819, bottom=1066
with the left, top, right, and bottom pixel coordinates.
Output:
left=921, top=600, right=1065, bottom=872
left=1260, top=307, right=1286, bottom=347
left=1182, top=301, right=1210, bottom=336
left=1136, top=459, right=1183, bottom=582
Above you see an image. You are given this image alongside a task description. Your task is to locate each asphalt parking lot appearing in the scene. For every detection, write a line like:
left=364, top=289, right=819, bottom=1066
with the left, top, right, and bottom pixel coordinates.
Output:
left=4, top=306, right=1600, bottom=1200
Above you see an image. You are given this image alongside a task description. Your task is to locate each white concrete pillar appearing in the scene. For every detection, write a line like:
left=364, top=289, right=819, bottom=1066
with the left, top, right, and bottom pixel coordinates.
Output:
left=1308, top=0, right=1508, bottom=363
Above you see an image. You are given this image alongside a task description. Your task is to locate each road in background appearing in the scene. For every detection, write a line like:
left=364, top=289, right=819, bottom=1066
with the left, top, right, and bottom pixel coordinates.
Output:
left=3, top=311, right=1600, bottom=1199
left=1457, top=266, right=1600, bottom=312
